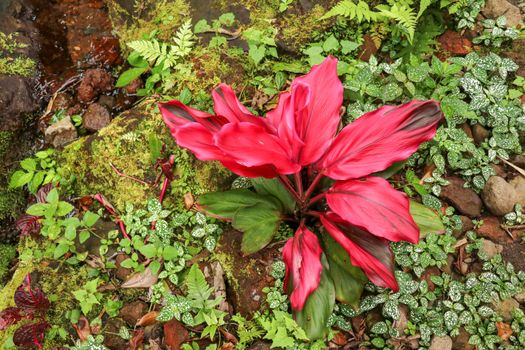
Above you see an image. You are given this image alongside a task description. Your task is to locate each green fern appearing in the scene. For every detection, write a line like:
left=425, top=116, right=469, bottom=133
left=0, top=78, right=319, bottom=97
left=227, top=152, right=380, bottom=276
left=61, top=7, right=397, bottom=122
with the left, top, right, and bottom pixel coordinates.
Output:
left=376, top=3, right=418, bottom=43
left=127, top=19, right=194, bottom=70
left=320, top=0, right=379, bottom=22
left=185, top=264, right=213, bottom=302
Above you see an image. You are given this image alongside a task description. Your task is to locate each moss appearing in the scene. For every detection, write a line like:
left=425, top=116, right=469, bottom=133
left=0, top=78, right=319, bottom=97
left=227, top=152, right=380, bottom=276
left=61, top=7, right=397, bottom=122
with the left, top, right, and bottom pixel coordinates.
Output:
left=278, top=4, right=332, bottom=52
left=0, top=57, right=36, bottom=76
left=107, top=0, right=191, bottom=49
left=58, top=102, right=233, bottom=212
left=0, top=186, right=23, bottom=222
left=0, top=244, right=16, bottom=287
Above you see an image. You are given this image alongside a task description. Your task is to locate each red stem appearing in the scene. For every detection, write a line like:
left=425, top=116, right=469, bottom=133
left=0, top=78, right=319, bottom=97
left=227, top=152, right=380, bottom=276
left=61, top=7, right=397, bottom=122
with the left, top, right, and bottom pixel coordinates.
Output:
left=303, top=171, right=324, bottom=204
left=117, top=220, right=130, bottom=240
left=304, top=210, right=321, bottom=218
left=110, top=163, right=150, bottom=186
left=294, top=172, right=304, bottom=199
left=159, top=177, right=170, bottom=204
left=308, top=192, right=326, bottom=207
left=278, top=175, right=301, bottom=203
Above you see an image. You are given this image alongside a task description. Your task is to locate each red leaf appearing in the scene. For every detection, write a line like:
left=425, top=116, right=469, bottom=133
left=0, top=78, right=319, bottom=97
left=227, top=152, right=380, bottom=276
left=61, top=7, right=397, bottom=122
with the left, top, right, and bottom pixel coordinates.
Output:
left=321, top=213, right=398, bottom=291
left=174, top=123, right=226, bottom=161
left=16, top=215, right=41, bottom=237
left=0, top=307, right=23, bottom=330
left=72, top=316, right=91, bottom=342
left=283, top=225, right=323, bottom=311
left=326, top=176, right=419, bottom=244
left=13, top=322, right=48, bottom=349
left=319, top=100, right=442, bottom=180
left=14, top=282, right=50, bottom=313
left=163, top=319, right=189, bottom=350
left=215, top=122, right=300, bottom=175
left=160, top=100, right=227, bottom=132
left=36, top=184, right=54, bottom=204
left=93, top=193, right=116, bottom=215
left=212, top=84, right=267, bottom=128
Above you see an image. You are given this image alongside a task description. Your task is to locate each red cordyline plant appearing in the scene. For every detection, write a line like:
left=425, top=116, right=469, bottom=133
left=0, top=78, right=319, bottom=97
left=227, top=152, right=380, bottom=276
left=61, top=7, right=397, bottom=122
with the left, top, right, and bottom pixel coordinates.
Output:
left=160, top=56, right=442, bottom=337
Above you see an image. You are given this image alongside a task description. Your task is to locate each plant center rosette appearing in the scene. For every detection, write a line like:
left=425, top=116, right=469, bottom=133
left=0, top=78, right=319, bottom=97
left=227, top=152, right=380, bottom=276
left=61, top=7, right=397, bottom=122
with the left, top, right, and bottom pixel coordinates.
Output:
left=159, top=56, right=443, bottom=338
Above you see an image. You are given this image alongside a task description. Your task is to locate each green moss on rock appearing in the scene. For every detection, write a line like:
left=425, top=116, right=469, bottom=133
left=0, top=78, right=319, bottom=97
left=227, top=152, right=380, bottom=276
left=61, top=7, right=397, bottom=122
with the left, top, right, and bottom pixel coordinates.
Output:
left=59, top=102, right=232, bottom=212
left=0, top=244, right=16, bottom=287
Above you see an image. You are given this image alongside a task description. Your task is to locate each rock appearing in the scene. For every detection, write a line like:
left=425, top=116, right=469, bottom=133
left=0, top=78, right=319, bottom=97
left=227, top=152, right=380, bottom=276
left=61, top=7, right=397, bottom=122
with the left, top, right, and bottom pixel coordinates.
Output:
left=453, top=215, right=473, bottom=238
left=482, top=0, right=522, bottom=27
left=514, top=291, right=525, bottom=303
left=119, top=301, right=148, bottom=326
left=482, top=176, right=517, bottom=216
left=163, top=319, right=189, bottom=350
left=429, top=335, right=452, bottom=350
left=393, top=304, right=409, bottom=334
left=44, top=116, right=78, bottom=148
left=511, top=155, right=525, bottom=168
left=0, top=76, right=39, bottom=131
left=493, top=298, right=520, bottom=321
left=98, top=95, right=116, bottom=111
left=438, top=31, right=472, bottom=56
left=215, top=229, right=281, bottom=316
left=114, top=254, right=132, bottom=281
left=491, top=164, right=506, bottom=178
left=472, top=124, right=490, bottom=144
left=248, top=341, right=272, bottom=350
left=477, top=216, right=512, bottom=244
left=83, top=103, right=111, bottom=131
left=480, top=239, right=503, bottom=259
left=460, top=123, right=473, bottom=139
left=502, top=240, right=525, bottom=272
left=509, top=176, right=525, bottom=205
left=440, top=176, right=482, bottom=218
left=103, top=318, right=128, bottom=350
left=50, top=92, right=74, bottom=113
left=77, top=68, right=113, bottom=103
left=125, top=78, right=143, bottom=95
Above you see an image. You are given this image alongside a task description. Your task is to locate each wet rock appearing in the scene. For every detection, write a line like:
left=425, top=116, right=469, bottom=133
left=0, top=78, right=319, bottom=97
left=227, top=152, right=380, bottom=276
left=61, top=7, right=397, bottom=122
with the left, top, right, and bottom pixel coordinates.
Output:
left=77, top=68, right=113, bottom=103
left=438, top=31, right=472, bottom=56
left=429, top=335, right=452, bottom=350
left=44, top=116, right=78, bottom=148
left=482, top=176, right=517, bottom=216
left=480, top=239, right=503, bottom=259
left=472, top=124, right=490, bottom=144
left=125, top=78, right=143, bottom=95
left=493, top=298, right=520, bottom=321
left=509, top=176, right=525, bottom=205
left=215, top=229, right=281, bottom=316
left=83, top=103, right=111, bottom=131
left=50, top=92, right=74, bottom=113
left=482, top=0, right=522, bottom=27
left=119, top=300, right=148, bottom=326
left=115, top=254, right=133, bottom=281
left=248, top=341, right=272, bottom=350
left=0, top=76, right=39, bottom=131
left=439, top=176, right=482, bottom=218
left=477, top=216, right=511, bottom=244
left=460, top=123, right=473, bottom=139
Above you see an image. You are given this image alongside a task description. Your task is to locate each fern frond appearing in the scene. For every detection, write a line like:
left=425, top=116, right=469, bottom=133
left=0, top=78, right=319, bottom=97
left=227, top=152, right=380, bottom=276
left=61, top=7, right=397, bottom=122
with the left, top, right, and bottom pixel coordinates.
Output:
left=376, top=4, right=418, bottom=43
left=172, top=19, right=194, bottom=58
left=320, top=0, right=378, bottom=22
left=417, top=0, right=433, bottom=19
left=185, top=264, right=213, bottom=302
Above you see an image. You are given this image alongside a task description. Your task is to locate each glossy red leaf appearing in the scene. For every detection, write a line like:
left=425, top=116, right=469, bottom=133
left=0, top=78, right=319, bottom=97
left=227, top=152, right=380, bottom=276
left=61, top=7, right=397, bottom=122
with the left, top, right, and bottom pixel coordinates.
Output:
left=93, top=193, right=116, bottom=215
left=319, top=100, right=442, bottom=180
left=283, top=225, right=323, bottom=310
left=16, top=214, right=41, bottom=237
left=215, top=122, right=300, bottom=175
left=174, top=123, right=226, bottom=161
left=0, top=307, right=23, bottom=330
left=326, top=176, right=419, bottom=244
left=13, top=322, right=48, bottom=349
left=14, top=284, right=50, bottom=313
left=212, top=84, right=267, bottom=129
left=321, top=213, right=398, bottom=291
left=159, top=100, right=227, bottom=132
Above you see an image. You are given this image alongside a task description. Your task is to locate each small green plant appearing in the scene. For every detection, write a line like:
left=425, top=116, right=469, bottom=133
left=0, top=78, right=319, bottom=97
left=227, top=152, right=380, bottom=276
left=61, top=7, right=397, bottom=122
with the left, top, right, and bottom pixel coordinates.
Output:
left=69, top=334, right=109, bottom=350
left=504, top=204, right=525, bottom=226
left=72, top=279, right=102, bottom=316
left=242, top=27, right=278, bottom=66
left=9, top=149, right=61, bottom=194
left=473, top=16, right=519, bottom=48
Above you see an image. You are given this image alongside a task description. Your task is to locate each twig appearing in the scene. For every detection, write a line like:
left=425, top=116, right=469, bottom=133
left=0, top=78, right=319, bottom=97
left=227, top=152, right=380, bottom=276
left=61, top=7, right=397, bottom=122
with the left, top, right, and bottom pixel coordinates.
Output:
left=197, top=28, right=242, bottom=40
left=110, top=163, right=150, bottom=186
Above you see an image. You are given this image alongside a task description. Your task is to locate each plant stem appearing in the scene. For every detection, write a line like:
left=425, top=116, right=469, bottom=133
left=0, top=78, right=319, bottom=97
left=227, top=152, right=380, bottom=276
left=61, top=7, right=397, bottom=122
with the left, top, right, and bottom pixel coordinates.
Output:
left=304, top=210, right=321, bottom=218
left=303, top=171, right=324, bottom=204
left=294, top=171, right=304, bottom=199
left=308, top=192, right=326, bottom=207
left=279, top=174, right=301, bottom=203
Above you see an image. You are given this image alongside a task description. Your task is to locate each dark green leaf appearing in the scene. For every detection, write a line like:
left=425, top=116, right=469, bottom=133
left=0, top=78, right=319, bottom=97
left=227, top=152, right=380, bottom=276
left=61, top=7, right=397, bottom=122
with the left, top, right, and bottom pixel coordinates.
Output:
left=409, top=200, right=445, bottom=238
left=251, top=178, right=296, bottom=213
left=373, top=161, right=406, bottom=179
left=294, top=256, right=335, bottom=340
left=198, top=189, right=280, bottom=219
left=115, top=67, right=148, bottom=88
left=232, top=203, right=281, bottom=255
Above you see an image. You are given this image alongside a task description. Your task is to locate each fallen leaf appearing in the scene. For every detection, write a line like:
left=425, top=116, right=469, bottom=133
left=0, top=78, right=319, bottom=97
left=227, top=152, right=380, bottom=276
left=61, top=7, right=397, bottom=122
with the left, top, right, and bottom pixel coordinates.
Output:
left=122, top=267, right=158, bottom=288
left=496, top=321, right=513, bottom=341
left=332, top=331, right=347, bottom=346
left=184, top=192, right=194, bottom=209
left=163, top=319, right=189, bottom=350
left=73, top=316, right=91, bottom=342
left=136, top=311, right=159, bottom=327
left=148, top=339, right=162, bottom=350
left=220, top=343, right=234, bottom=350
left=128, top=329, right=144, bottom=350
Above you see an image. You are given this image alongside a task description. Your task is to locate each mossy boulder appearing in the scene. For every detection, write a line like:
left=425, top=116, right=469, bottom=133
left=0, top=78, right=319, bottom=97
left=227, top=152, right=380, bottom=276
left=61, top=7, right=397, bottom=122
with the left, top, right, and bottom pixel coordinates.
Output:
left=58, top=101, right=233, bottom=212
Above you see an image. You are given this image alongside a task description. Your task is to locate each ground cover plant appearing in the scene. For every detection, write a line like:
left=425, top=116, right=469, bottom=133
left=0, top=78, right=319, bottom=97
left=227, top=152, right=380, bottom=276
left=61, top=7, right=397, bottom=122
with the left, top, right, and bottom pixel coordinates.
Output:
left=1, top=0, right=525, bottom=349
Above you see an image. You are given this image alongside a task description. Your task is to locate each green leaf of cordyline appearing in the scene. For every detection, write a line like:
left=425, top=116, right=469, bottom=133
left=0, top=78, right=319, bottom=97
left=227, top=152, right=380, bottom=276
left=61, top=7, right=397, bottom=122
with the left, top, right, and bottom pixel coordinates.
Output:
left=409, top=200, right=445, bottom=238
left=294, top=255, right=335, bottom=340
left=251, top=177, right=296, bottom=214
left=321, top=233, right=367, bottom=308
left=233, top=202, right=282, bottom=255
left=197, top=189, right=281, bottom=219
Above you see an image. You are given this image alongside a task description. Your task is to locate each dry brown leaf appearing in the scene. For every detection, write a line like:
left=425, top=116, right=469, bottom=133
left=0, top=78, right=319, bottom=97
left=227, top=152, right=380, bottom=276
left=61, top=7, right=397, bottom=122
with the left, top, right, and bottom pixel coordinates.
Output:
left=163, top=319, right=189, bottom=350
left=127, top=329, right=144, bottom=350
left=122, top=267, right=158, bottom=288
left=136, top=311, right=159, bottom=327
left=72, top=316, right=91, bottom=342
left=496, top=321, right=513, bottom=341
left=183, top=192, right=194, bottom=209
left=220, top=343, right=234, bottom=350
